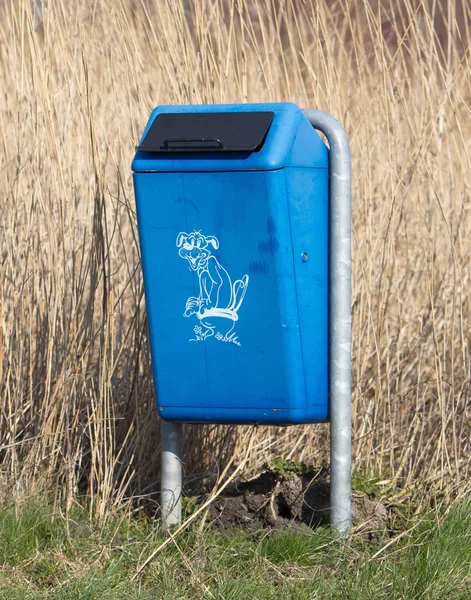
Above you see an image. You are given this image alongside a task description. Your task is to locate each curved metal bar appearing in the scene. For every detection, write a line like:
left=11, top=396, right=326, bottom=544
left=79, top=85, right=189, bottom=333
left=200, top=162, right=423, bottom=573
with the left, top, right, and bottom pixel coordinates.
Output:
left=302, top=109, right=352, bottom=536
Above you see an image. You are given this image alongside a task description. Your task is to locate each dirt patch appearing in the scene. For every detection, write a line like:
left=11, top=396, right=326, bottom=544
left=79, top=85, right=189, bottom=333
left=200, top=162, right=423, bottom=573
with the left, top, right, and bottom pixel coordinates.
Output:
left=206, top=470, right=388, bottom=533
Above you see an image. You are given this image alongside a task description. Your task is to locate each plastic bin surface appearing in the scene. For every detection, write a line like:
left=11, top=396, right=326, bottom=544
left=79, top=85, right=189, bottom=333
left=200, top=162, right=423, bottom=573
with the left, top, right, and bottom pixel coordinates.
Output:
left=132, top=103, right=329, bottom=424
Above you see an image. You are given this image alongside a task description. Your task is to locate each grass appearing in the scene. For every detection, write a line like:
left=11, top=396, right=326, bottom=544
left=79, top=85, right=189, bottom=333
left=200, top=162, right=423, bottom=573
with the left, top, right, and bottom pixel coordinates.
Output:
left=0, top=499, right=470, bottom=599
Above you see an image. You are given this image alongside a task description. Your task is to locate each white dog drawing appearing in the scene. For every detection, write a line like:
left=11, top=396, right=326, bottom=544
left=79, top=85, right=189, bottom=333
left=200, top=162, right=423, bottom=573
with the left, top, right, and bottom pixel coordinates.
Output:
left=176, top=230, right=249, bottom=342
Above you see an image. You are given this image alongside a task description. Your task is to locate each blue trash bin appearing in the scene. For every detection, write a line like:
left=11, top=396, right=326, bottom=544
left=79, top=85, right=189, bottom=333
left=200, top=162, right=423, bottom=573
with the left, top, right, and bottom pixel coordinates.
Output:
left=132, top=102, right=329, bottom=424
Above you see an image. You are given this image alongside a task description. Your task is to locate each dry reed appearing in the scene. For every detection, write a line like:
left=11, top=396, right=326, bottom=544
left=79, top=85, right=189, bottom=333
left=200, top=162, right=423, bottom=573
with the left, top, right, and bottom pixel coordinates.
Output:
left=0, top=0, right=470, bottom=517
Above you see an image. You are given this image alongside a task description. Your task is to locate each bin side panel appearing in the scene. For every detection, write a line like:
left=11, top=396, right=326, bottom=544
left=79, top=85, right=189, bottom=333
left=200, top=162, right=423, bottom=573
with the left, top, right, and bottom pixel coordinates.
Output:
left=286, top=168, right=329, bottom=422
left=133, top=170, right=306, bottom=422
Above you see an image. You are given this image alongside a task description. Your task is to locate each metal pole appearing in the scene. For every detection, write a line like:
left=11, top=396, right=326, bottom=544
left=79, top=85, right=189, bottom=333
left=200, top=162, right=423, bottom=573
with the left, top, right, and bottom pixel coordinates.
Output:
left=161, top=420, right=183, bottom=531
left=302, top=109, right=352, bottom=536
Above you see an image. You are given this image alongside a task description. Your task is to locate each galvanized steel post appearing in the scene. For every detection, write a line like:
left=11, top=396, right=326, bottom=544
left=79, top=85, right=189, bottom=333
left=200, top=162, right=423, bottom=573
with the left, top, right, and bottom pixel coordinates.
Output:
left=161, top=420, right=183, bottom=531
left=303, top=109, right=352, bottom=536
left=157, top=109, right=351, bottom=535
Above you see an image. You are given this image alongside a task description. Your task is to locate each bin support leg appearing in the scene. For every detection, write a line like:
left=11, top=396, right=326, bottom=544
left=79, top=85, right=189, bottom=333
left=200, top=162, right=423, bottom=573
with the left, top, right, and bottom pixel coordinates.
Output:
left=303, top=109, right=352, bottom=536
left=161, top=420, right=183, bottom=531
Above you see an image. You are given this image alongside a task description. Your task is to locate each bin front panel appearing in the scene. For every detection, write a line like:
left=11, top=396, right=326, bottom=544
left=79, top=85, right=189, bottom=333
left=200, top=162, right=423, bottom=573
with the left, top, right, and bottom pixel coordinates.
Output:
left=134, top=164, right=329, bottom=424
left=134, top=170, right=306, bottom=419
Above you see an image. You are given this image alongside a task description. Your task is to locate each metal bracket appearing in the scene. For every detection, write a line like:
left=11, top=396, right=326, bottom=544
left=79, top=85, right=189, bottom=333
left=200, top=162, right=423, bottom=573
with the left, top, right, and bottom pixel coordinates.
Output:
left=160, top=109, right=352, bottom=536
left=303, top=109, right=352, bottom=536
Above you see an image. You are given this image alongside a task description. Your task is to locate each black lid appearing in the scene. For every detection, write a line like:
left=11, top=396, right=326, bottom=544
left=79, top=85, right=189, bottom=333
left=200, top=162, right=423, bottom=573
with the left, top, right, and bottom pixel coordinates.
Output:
left=137, top=111, right=274, bottom=153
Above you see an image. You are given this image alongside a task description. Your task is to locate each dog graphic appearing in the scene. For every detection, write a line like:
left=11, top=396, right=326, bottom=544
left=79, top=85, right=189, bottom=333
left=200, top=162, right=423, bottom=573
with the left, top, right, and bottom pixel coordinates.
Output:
left=176, top=230, right=249, bottom=342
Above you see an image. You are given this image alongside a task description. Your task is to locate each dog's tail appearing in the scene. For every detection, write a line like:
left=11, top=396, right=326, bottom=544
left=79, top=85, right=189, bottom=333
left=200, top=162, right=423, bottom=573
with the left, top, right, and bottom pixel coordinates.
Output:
left=230, top=275, right=249, bottom=313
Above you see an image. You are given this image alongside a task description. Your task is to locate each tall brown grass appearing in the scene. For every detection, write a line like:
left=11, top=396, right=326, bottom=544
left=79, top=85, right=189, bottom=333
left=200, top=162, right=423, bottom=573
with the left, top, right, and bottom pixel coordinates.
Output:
left=0, top=0, right=470, bottom=517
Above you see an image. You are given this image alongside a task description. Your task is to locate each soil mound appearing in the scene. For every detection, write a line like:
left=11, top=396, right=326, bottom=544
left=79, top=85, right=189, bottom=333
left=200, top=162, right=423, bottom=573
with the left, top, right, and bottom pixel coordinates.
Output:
left=206, top=468, right=387, bottom=533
